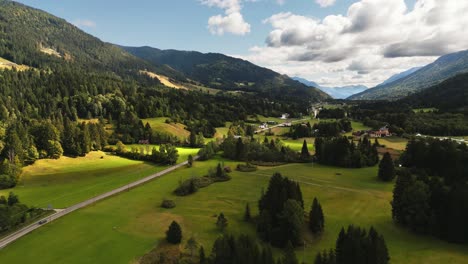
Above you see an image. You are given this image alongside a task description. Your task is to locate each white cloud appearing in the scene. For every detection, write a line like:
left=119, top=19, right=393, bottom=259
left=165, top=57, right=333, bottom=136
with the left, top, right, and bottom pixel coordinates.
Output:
left=200, top=0, right=251, bottom=36
left=72, top=19, right=96, bottom=28
left=238, top=0, right=468, bottom=87
left=208, top=12, right=251, bottom=35
left=315, top=0, right=336, bottom=8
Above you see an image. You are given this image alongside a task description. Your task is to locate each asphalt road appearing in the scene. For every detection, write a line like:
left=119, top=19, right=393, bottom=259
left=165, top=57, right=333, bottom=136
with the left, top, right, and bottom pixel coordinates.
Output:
left=0, top=157, right=196, bottom=250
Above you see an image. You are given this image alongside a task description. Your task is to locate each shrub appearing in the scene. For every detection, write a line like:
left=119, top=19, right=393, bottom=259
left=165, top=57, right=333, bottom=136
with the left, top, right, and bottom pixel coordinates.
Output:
left=161, top=199, right=176, bottom=209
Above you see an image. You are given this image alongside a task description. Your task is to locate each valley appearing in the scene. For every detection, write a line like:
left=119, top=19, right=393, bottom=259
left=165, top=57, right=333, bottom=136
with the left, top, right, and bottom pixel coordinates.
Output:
left=0, top=0, right=467, bottom=264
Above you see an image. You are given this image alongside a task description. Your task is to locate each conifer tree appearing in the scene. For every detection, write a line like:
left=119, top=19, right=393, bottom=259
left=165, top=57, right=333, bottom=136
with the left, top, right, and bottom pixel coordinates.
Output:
left=301, top=140, right=310, bottom=160
left=216, top=213, right=228, bottom=232
left=282, top=241, right=298, bottom=264
left=378, top=152, right=396, bottom=181
left=309, top=197, right=325, bottom=234
left=166, top=221, right=182, bottom=244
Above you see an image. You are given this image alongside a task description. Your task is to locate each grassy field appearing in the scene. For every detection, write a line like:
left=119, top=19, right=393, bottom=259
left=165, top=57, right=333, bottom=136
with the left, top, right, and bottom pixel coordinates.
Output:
left=1, top=158, right=467, bottom=263
left=378, top=137, right=409, bottom=151
left=142, top=118, right=190, bottom=139
left=0, top=152, right=164, bottom=208
left=124, top=144, right=199, bottom=163
left=0, top=146, right=198, bottom=209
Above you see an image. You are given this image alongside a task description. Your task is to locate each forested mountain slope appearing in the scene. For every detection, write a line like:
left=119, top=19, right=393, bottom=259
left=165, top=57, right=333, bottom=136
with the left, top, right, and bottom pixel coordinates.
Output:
left=123, top=46, right=330, bottom=101
left=349, top=49, right=468, bottom=100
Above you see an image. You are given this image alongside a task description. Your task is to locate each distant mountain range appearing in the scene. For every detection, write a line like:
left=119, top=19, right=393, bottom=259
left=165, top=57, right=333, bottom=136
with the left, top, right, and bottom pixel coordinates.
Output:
left=349, top=49, right=468, bottom=100
left=123, top=46, right=330, bottom=101
left=292, top=77, right=367, bottom=99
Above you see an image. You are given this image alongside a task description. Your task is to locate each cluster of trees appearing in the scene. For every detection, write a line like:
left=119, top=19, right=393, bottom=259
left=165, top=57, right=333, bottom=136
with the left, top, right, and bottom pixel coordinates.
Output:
left=351, top=101, right=468, bottom=136
left=0, top=192, right=46, bottom=233
left=315, top=137, right=379, bottom=168
left=288, top=119, right=352, bottom=139
left=317, top=108, right=346, bottom=119
left=198, top=141, right=220, bottom=161
left=315, top=225, right=389, bottom=264
left=221, top=136, right=300, bottom=163
left=392, top=138, right=468, bottom=243
left=174, top=163, right=231, bottom=196
left=0, top=118, right=107, bottom=189
left=208, top=235, right=299, bottom=264
left=257, top=173, right=304, bottom=247
left=110, top=141, right=179, bottom=165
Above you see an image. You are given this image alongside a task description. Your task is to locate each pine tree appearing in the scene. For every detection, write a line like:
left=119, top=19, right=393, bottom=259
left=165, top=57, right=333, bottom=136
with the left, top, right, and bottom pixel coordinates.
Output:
left=391, top=169, right=411, bottom=223
left=378, top=152, right=396, bottom=181
left=216, top=213, right=228, bottom=232
left=301, top=140, right=310, bottom=160
left=309, top=197, right=325, bottom=234
left=166, top=221, right=182, bottom=244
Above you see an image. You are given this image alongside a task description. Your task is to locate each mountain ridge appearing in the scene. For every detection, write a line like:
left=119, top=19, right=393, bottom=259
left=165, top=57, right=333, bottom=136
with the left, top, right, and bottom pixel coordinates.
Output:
left=349, top=49, right=468, bottom=100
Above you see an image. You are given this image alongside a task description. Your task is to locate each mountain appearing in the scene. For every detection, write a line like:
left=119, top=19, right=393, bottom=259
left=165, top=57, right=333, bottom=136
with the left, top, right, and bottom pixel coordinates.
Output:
left=123, top=46, right=330, bottom=101
left=401, top=72, right=468, bottom=112
left=377, top=67, right=423, bottom=87
left=291, top=77, right=321, bottom=88
left=320, top=85, right=368, bottom=99
left=292, top=77, right=367, bottom=99
left=349, top=49, right=468, bottom=100
left=0, top=0, right=153, bottom=75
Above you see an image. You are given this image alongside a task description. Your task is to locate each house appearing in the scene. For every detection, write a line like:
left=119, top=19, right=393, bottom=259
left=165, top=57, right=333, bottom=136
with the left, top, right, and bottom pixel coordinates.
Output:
left=138, top=139, right=150, bottom=144
left=281, top=122, right=292, bottom=127
left=281, top=113, right=290, bottom=120
left=259, top=123, right=268, bottom=129
left=369, top=127, right=391, bottom=138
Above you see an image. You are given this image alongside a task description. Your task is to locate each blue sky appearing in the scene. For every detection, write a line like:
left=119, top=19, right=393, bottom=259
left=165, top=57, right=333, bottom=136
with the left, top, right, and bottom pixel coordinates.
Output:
left=15, top=0, right=364, bottom=53
left=13, top=0, right=465, bottom=87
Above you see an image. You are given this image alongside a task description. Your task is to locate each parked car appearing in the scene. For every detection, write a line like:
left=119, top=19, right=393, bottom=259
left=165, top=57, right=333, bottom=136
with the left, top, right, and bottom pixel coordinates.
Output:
left=38, top=219, right=48, bottom=225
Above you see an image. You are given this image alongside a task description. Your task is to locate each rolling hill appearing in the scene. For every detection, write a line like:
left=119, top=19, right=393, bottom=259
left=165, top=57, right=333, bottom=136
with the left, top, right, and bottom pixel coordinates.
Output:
left=349, top=49, right=468, bottom=100
left=123, top=46, right=330, bottom=101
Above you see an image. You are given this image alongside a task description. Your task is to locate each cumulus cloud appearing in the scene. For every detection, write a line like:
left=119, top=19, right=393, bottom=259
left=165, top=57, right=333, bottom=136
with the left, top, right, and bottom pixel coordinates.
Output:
left=208, top=12, right=251, bottom=35
left=200, top=0, right=251, bottom=35
left=72, top=19, right=96, bottom=28
left=315, top=0, right=336, bottom=8
left=238, top=0, right=468, bottom=87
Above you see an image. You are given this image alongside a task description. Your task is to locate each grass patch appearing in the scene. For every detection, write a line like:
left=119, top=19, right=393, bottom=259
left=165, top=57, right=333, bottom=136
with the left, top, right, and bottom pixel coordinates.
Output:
left=142, top=117, right=190, bottom=139
left=378, top=137, right=409, bottom=151
left=0, top=151, right=163, bottom=208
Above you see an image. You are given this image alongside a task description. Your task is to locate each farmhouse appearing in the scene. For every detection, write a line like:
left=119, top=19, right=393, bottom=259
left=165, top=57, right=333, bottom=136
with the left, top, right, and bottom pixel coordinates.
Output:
left=369, top=127, right=391, bottom=138
left=280, top=113, right=290, bottom=119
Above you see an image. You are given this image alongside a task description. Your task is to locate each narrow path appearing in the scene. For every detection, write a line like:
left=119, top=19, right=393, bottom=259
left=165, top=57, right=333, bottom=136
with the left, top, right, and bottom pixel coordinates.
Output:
left=0, top=157, right=197, bottom=250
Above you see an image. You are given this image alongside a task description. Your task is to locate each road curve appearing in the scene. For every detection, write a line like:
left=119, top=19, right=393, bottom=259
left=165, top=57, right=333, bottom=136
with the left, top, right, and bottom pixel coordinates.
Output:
left=0, top=157, right=197, bottom=250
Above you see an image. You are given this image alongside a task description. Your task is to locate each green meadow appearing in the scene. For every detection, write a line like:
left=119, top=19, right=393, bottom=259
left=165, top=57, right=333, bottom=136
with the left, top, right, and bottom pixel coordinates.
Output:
left=0, top=157, right=467, bottom=263
left=141, top=117, right=190, bottom=139
left=0, top=147, right=199, bottom=209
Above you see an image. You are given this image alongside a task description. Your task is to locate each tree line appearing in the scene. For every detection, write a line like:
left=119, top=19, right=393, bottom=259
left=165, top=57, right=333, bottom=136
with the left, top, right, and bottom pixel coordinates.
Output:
left=314, top=137, right=379, bottom=168
left=392, top=137, right=468, bottom=243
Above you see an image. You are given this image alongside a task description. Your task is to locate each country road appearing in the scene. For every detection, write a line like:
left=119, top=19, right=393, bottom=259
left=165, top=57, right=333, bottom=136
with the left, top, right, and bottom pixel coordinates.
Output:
left=0, top=157, right=197, bottom=250
left=255, top=118, right=309, bottom=134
